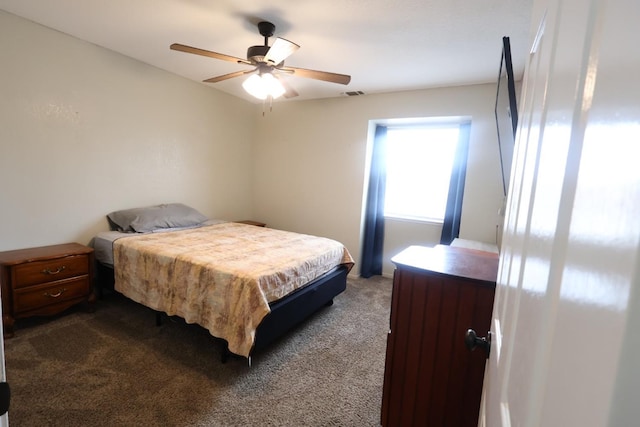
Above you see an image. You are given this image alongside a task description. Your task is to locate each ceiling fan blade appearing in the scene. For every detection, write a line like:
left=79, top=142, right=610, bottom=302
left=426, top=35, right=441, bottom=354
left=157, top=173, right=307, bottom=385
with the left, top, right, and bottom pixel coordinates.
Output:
left=264, top=38, right=300, bottom=65
left=280, top=66, right=351, bottom=85
left=274, top=75, right=299, bottom=98
left=170, top=43, right=251, bottom=65
left=203, top=69, right=255, bottom=83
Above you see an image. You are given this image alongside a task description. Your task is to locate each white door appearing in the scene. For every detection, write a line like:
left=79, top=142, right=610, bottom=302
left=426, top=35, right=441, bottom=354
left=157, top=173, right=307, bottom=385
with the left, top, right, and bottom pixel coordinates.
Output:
left=480, top=0, right=640, bottom=425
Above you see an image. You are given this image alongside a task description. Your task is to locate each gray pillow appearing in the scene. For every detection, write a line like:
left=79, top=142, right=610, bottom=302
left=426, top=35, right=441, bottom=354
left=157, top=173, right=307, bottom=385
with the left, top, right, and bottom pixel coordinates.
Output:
left=107, top=203, right=209, bottom=233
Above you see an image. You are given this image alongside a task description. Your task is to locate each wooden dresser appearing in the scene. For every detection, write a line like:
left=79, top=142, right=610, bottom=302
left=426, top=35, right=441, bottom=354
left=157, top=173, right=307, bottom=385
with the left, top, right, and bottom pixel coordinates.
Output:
left=381, top=245, right=498, bottom=427
left=0, top=243, right=95, bottom=337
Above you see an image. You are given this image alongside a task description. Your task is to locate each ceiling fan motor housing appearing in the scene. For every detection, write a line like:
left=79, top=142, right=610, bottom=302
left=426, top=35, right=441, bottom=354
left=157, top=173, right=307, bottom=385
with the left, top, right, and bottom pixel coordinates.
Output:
left=247, top=45, right=270, bottom=63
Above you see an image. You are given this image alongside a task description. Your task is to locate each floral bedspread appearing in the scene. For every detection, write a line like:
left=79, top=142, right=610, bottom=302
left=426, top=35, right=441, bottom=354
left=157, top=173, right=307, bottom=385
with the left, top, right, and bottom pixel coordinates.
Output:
left=113, top=222, right=354, bottom=357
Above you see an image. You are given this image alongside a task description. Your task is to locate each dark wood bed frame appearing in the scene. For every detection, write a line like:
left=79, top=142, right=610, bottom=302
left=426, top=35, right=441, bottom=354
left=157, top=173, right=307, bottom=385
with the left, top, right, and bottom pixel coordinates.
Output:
left=96, top=262, right=348, bottom=362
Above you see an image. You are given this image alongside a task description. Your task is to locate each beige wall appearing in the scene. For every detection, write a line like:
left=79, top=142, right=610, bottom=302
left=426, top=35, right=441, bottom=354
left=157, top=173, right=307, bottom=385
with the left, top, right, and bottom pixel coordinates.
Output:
left=252, top=86, right=504, bottom=276
left=0, top=11, right=255, bottom=251
left=1, top=11, right=505, bottom=277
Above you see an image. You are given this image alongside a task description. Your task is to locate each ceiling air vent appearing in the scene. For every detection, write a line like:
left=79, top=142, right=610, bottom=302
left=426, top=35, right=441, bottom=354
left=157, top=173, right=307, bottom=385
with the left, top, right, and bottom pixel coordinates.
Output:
left=342, top=90, right=365, bottom=96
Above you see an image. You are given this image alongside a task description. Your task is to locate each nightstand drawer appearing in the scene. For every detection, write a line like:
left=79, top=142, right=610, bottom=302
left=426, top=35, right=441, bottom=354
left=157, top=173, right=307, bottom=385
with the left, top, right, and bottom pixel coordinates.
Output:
left=13, top=276, right=90, bottom=313
left=13, top=254, right=90, bottom=288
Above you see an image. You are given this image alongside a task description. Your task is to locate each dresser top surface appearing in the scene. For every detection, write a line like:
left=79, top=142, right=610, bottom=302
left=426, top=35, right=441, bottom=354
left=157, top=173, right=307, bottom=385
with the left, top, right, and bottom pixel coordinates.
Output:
left=392, top=245, right=499, bottom=284
left=0, top=243, right=92, bottom=265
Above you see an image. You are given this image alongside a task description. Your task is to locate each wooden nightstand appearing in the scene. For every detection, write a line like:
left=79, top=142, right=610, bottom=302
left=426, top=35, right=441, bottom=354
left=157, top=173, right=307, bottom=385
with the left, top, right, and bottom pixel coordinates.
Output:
left=0, top=243, right=95, bottom=338
left=235, top=220, right=266, bottom=227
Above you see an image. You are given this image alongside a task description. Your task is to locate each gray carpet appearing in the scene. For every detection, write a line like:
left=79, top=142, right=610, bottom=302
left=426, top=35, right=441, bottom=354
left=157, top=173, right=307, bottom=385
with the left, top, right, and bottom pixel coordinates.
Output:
left=4, top=275, right=392, bottom=427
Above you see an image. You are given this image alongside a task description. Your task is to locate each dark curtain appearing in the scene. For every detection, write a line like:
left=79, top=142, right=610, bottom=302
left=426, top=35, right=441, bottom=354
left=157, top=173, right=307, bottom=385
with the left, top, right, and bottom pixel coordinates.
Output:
left=440, top=122, right=471, bottom=245
left=360, top=125, right=387, bottom=278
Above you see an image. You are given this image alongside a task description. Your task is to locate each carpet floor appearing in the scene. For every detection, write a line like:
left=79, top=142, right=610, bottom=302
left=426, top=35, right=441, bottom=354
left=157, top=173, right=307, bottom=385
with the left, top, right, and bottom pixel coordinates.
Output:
left=4, top=275, right=392, bottom=427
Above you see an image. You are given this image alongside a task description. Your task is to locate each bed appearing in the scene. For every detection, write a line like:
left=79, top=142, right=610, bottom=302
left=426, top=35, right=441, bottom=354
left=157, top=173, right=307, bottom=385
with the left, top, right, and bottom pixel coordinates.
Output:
left=92, top=203, right=354, bottom=362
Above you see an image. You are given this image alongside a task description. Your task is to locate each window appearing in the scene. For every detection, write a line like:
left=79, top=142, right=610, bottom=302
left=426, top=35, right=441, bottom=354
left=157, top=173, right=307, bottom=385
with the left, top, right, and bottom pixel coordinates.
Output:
left=383, top=124, right=461, bottom=223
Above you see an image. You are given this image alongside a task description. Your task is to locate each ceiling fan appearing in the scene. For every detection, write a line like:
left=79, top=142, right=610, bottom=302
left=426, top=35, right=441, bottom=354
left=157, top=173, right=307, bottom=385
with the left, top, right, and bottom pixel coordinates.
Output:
left=170, top=21, right=351, bottom=100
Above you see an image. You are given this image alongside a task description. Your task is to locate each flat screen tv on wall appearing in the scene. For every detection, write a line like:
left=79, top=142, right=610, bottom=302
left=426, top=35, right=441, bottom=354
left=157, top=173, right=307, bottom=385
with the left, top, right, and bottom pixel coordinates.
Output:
left=495, top=36, right=519, bottom=197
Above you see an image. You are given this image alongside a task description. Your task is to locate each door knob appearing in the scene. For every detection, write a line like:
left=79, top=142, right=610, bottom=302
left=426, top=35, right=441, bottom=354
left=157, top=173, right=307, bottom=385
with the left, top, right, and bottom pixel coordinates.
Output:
left=465, top=329, right=491, bottom=358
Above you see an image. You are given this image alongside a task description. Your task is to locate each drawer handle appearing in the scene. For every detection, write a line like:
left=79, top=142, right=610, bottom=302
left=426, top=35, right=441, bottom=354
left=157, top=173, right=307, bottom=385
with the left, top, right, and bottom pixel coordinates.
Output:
left=44, top=288, right=67, bottom=298
left=42, top=266, right=66, bottom=275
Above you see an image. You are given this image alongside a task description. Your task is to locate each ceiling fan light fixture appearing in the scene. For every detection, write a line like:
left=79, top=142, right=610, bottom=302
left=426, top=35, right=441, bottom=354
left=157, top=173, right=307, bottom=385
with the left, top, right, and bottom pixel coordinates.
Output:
left=242, top=73, right=286, bottom=100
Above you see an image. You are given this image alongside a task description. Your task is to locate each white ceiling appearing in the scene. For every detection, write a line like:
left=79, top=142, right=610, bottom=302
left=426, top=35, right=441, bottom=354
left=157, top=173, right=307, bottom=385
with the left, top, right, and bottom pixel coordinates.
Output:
left=0, top=0, right=533, bottom=103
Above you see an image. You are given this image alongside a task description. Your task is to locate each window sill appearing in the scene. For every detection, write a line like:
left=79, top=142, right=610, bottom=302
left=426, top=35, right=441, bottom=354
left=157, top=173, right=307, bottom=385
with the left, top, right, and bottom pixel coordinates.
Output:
left=384, top=215, right=444, bottom=226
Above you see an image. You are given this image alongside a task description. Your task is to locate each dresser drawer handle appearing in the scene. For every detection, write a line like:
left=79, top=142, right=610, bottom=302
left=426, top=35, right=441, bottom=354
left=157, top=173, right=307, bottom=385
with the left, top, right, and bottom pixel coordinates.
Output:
left=44, top=288, right=67, bottom=298
left=42, top=266, right=66, bottom=275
